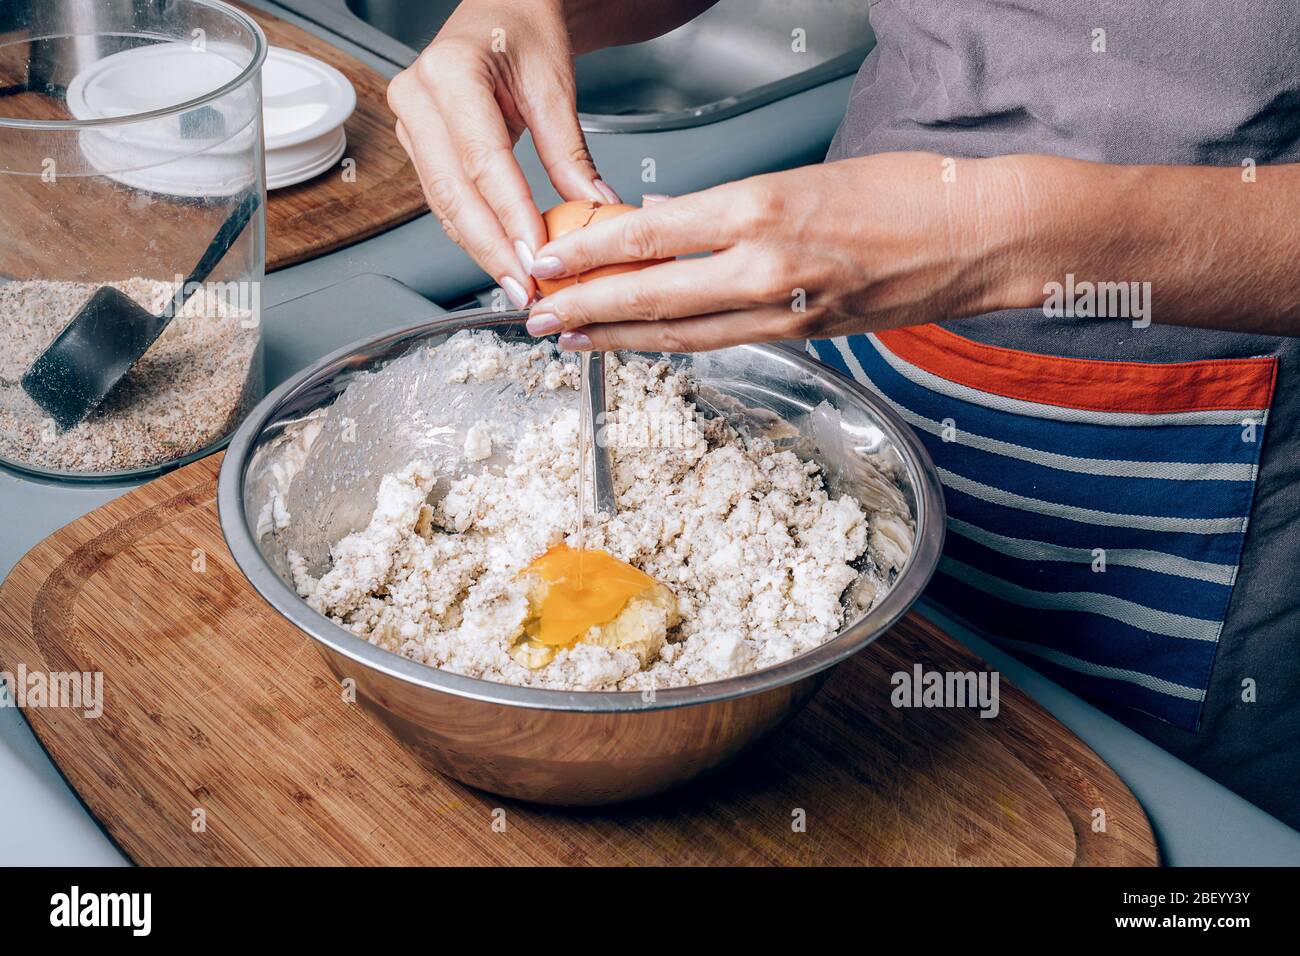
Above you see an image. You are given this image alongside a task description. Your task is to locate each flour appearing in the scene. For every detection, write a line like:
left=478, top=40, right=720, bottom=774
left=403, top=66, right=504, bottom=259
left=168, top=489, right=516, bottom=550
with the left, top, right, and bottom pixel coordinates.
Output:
left=255, top=417, right=322, bottom=538
left=291, top=332, right=910, bottom=691
left=462, top=422, right=494, bottom=462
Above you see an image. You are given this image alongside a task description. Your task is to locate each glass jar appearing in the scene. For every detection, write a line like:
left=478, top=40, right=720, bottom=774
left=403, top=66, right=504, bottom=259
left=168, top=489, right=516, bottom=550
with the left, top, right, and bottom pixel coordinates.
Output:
left=0, top=0, right=267, bottom=480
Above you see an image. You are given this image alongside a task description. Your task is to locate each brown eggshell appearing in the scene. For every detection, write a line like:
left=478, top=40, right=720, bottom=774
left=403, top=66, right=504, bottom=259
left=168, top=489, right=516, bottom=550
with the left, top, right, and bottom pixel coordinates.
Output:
left=536, top=200, right=671, bottom=296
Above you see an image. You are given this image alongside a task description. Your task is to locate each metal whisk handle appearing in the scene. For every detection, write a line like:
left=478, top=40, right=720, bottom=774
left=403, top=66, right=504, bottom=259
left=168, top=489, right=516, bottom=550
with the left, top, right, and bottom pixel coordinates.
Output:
left=587, top=351, right=618, bottom=515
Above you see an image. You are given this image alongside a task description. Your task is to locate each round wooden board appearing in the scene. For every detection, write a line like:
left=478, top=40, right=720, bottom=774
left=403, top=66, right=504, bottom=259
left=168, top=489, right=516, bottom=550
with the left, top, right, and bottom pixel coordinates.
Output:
left=0, top=455, right=1158, bottom=866
left=246, top=1, right=429, bottom=271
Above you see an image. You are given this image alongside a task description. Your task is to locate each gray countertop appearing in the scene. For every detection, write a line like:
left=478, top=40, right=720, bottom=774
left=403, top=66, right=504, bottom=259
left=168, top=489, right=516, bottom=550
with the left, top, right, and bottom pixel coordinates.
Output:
left=2, top=0, right=1298, bottom=868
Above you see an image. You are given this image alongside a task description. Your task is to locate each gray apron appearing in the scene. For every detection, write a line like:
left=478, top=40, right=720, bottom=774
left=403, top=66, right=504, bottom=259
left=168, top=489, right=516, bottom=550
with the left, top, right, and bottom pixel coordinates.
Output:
left=818, top=0, right=1300, bottom=828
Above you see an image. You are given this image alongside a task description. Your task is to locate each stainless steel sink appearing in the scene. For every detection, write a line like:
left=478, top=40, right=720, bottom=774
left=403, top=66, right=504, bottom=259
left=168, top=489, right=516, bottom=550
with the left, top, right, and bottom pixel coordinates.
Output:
left=342, top=0, right=454, bottom=50
left=338, top=0, right=874, bottom=131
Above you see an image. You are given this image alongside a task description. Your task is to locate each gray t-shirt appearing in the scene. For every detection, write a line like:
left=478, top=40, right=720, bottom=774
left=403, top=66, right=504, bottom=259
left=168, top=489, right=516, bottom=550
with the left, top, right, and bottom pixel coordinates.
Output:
left=827, top=0, right=1300, bottom=827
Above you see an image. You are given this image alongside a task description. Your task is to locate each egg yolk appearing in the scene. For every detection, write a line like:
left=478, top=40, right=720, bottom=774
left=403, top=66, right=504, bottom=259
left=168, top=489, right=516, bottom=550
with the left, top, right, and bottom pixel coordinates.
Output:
left=523, top=544, right=658, bottom=648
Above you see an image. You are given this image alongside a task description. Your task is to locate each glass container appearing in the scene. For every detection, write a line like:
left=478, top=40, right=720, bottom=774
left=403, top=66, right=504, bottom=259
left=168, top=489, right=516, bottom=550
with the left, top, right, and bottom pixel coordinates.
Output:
left=0, top=0, right=267, bottom=480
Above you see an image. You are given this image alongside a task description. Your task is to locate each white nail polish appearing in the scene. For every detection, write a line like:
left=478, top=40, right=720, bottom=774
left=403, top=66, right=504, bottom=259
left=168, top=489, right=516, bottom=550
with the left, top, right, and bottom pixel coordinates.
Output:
left=500, top=275, right=528, bottom=310
left=513, top=240, right=534, bottom=274
left=593, top=179, right=621, bottom=205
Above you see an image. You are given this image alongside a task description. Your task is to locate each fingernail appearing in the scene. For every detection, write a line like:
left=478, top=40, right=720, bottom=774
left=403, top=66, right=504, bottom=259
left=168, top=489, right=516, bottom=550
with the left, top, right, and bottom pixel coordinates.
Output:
left=642, top=193, right=671, bottom=205
left=513, top=240, right=534, bottom=273
left=593, top=179, right=621, bottom=204
left=558, top=330, right=593, bottom=351
left=530, top=256, right=565, bottom=279
left=500, top=275, right=529, bottom=309
left=526, top=312, right=562, bottom=336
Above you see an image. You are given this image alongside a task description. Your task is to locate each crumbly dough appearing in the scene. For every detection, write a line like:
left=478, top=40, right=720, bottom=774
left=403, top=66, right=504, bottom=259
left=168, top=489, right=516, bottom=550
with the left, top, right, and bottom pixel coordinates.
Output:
left=291, top=332, right=904, bottom=691
left=463, top=422, right=494, bottom=462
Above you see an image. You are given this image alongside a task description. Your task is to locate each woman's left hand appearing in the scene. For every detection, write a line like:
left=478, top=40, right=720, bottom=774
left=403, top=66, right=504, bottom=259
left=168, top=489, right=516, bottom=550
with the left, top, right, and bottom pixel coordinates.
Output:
left=525, top=152, right=1029, bottom=352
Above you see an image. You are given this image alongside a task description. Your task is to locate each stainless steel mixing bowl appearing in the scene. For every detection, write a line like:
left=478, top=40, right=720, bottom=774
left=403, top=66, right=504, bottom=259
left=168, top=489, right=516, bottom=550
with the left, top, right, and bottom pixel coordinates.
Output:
left=218, top=308, right=944, bottom=804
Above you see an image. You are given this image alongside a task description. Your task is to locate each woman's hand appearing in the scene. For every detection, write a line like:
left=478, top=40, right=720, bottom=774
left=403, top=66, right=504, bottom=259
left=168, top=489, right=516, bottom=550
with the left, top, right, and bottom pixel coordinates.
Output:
left=525, top=152, right=1031, bottom=351
left=386, top=0, right=618, bottom=308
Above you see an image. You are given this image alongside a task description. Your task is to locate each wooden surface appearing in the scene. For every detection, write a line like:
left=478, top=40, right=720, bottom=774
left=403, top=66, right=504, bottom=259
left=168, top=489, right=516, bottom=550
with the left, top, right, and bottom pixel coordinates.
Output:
left=247, top=2, right=427, bottom=270
left=0, top=3, right=426, bottom=279
left=0, top=454, right=1158, bottom=866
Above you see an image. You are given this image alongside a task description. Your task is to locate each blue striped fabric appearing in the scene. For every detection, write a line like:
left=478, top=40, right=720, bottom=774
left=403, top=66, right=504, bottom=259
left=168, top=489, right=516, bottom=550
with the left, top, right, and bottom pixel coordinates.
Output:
left=809, top=333, right=1272, bottom=729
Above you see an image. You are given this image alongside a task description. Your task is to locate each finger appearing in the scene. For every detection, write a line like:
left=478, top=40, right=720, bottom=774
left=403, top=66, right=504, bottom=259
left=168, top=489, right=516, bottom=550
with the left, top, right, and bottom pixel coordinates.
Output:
left=558, top=307, right=802, bottom=354
left=517, top=80, right=615, bottom=204
left=396, top=111, right=532, bottom=305
left=531, top=186, right=753, bottom=280
left=419, top=56, right=549, bottom=264
left=527, top=250, right=775, bottom=333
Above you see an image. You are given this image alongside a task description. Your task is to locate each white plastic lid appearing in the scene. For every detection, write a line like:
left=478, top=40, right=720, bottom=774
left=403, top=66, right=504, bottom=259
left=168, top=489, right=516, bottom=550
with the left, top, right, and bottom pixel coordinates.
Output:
left=65, top=43, right=356, bottom=195
left=262, top=47, right=356, bottom=151
left=66, top=41, right=251, bottom=155
left=266, top=125, right=347, bottom=190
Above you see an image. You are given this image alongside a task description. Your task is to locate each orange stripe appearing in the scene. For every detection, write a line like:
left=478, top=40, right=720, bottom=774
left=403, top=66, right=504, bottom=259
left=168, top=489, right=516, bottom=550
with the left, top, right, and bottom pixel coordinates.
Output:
left=874, top=325, right=1277, bottom=414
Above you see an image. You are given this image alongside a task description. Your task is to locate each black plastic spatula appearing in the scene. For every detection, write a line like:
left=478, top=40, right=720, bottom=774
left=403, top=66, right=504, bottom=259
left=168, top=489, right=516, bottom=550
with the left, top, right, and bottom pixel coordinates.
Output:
left=21, top=191, right=261, bottom=431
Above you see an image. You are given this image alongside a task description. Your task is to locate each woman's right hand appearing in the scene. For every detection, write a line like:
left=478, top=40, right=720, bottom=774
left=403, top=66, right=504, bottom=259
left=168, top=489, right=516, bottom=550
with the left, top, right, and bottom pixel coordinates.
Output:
left=386, top=0, right=620, bottom=308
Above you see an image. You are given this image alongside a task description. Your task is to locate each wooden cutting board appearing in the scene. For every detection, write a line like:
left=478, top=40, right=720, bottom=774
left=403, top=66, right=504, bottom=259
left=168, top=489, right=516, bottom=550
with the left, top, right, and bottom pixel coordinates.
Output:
left=0, top=2, right=426, bottom=278
left=0, top=454, right=1158, bottom=866
left=242, top=1, right=427, bottom=270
